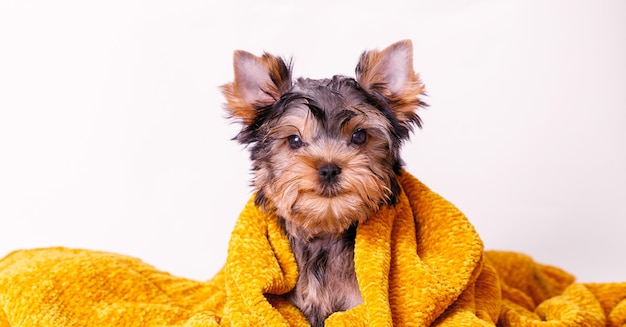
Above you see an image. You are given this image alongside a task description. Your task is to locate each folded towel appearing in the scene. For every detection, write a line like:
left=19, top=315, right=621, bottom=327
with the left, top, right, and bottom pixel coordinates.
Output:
left=1, top=171, right=625, bottom=326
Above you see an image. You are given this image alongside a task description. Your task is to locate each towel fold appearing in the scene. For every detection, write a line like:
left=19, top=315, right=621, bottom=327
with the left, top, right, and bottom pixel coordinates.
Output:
left=1, top=171, right=625, bottom=326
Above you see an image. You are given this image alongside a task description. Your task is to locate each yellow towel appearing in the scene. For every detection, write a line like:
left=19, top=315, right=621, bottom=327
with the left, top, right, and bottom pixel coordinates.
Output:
left=1, top=170, right=625, bottom=326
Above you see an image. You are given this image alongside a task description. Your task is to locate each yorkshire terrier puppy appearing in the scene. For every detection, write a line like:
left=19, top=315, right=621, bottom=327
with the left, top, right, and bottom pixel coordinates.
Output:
left=221, top=40, right=425, bottom=326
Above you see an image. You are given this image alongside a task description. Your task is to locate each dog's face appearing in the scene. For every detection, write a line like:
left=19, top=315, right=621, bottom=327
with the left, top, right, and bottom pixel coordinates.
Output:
left=222, top=40, right=425, bottom=239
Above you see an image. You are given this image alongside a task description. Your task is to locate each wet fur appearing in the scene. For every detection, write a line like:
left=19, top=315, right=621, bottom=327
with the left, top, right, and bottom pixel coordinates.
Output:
left=221, top=40, right=425, bottom=326
left=287, top=224, right=361, bottom=327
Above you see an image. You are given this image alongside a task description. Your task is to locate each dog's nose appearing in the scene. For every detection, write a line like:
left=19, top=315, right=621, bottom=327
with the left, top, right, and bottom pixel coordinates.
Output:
left=318, top=163, right=341, bottom=183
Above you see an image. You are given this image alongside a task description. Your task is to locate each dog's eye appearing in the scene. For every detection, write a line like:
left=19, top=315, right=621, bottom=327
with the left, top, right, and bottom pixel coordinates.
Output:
left=287, top=135, right=305, bottom=150
left=351, top=129, right=367, bottom=145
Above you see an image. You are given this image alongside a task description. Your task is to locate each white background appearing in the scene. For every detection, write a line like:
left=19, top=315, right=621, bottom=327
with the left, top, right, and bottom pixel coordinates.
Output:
left=1, top=1, right=625, bottom=283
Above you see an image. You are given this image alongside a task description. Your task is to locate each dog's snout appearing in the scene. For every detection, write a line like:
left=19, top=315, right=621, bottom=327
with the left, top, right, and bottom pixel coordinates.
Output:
left=318, top=163, right=341, bottom=183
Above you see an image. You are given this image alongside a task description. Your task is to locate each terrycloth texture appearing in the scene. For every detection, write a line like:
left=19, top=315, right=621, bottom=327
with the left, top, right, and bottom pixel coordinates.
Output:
left=1, top=171, right=625, bottom=326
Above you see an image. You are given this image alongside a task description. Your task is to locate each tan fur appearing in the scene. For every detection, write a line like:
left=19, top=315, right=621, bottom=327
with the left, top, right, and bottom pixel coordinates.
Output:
left=257, top=103, right=394, bottom=240
left=221, top=51, right=291, bottom=125
left=356, top=40, right=425, bottom=124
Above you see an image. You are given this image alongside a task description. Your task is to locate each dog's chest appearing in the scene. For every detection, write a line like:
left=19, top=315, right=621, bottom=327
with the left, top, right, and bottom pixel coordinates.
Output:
left=287, top=228, right=362, bottom=327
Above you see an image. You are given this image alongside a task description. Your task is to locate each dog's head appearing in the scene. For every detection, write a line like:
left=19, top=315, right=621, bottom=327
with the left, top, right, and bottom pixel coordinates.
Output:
left=221, top=40, right=425, bottom=239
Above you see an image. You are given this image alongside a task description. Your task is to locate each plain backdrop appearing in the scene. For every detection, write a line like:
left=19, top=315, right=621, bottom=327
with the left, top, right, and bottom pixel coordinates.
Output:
left=1, top=0, right=625, bottom=283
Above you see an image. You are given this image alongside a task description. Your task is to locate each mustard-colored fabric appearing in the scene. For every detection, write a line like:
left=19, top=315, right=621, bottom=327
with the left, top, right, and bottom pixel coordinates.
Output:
left=1, top=171, right=624, bottom=326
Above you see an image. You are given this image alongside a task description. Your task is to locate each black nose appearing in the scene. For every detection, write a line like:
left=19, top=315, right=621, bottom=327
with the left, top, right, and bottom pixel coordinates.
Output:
left=318, top=163, right=341, bottom=183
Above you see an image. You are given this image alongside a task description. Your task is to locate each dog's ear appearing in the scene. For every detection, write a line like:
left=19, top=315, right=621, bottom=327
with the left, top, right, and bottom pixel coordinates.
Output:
left=221, top=50, right=291, bottom=126
left=356, top=40, right=425, bottom=128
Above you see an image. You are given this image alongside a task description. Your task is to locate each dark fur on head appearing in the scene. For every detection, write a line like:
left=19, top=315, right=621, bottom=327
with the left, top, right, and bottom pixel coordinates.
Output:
left=221, top=40, right=425, bottom=326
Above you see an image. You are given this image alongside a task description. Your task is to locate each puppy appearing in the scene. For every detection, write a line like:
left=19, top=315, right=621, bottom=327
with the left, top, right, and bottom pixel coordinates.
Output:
left=221, top=40, right=425, bottom=326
